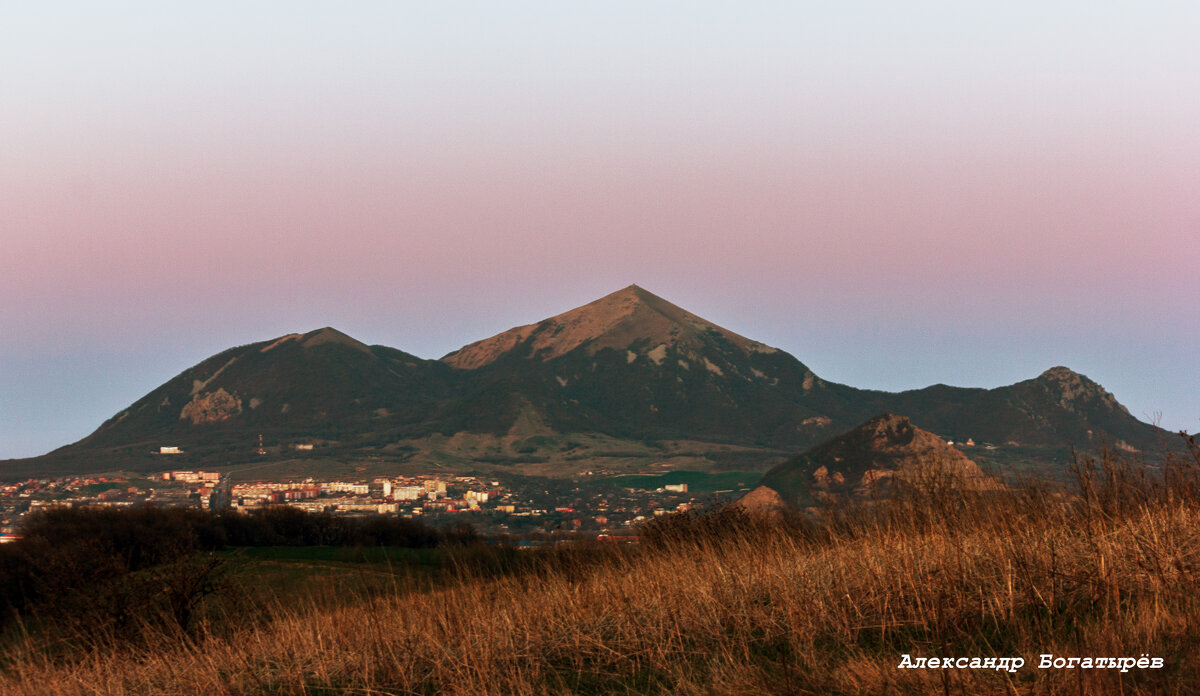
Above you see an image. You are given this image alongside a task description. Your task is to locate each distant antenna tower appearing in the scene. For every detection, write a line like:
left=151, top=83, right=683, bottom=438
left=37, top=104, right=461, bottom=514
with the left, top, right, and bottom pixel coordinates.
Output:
left=256, top=434, right=266, bottom=455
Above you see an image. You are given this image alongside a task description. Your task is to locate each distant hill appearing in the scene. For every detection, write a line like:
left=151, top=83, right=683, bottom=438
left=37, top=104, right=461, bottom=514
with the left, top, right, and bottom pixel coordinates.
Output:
left=881, top=366, right=1155, bottom=450
left=1, top=286, right=1173, bottom=479
left=751, top=413, right=998, bottom=509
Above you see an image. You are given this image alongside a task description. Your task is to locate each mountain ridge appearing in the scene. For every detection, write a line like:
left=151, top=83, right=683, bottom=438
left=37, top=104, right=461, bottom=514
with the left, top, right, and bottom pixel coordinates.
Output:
left=1, top=286, right=1174, bottom=479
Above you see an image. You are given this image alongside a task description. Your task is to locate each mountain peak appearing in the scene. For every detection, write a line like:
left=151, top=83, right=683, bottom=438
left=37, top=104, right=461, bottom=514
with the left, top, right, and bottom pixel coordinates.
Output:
left=1039, top=366, right=1082, bottom=381
left=1034, top=366, right=1128, bottom=415
left=299, top=327, right=372, bottom=354
left=610, top=283, right=662, bottom=304
left=257, top=327, right=371, bottom=355
left=1036, top=366, right=1104, bottom=399
left=442, top=285, right=776, bottom=369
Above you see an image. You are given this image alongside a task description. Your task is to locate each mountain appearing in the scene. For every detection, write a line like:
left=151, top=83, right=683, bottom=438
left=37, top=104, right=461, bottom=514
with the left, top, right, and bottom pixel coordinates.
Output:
left=24, top=328, right=458, bottom=476
left=751, top=413, right=998, bottom=508
left=438, top=284, right=871, bottom=446
left=2, top=286, right=1173, bottom=479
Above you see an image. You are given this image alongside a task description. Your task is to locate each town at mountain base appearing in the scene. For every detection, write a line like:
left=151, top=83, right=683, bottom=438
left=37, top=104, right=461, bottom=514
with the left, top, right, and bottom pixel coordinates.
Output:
left=1, top=285, right=1171, bottom=479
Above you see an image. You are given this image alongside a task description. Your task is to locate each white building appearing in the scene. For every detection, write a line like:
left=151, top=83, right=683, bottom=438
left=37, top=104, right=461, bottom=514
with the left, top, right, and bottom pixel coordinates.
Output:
left=394, top=486, right=424, bottom=501
left=323, top=481, right=369, bottom=496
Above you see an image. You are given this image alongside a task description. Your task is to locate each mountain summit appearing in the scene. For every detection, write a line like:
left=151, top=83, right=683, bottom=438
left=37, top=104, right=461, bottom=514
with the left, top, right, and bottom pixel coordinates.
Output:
left=442, top=285, right=776, bottom=369
left=437, top=284, right=838, bottom=445
left=1035, top=366, right=1130, bottom=416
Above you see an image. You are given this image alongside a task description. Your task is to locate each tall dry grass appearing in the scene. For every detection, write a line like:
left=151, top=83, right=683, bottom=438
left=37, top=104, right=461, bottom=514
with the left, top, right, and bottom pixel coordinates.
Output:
left=3, top=438, right=1200, bottom=695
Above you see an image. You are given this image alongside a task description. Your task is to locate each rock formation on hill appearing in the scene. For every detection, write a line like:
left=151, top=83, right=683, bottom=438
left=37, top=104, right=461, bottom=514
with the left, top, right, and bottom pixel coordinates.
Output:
left=750, top=413, right=999, bottom=509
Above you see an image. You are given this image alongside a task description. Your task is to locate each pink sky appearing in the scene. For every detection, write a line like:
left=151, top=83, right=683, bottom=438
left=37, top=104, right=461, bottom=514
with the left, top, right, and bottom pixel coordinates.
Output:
left=2, top=3, right=1198, bottom=457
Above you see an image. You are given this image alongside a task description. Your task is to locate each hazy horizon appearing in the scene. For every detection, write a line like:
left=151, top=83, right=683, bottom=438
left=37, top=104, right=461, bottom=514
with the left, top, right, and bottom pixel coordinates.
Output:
left=3, top=2, right=1198, bottom=459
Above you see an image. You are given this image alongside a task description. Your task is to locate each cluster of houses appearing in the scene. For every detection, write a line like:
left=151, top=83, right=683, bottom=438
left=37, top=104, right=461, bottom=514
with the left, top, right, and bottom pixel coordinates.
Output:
left=1, top=464, right=731, bottom=542
left=229, top=476, right=496, bottom=515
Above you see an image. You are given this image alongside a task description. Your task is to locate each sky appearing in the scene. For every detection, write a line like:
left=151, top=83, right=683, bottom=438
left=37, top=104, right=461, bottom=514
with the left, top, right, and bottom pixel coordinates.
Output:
left=2, top=2, right=1198, bottom=459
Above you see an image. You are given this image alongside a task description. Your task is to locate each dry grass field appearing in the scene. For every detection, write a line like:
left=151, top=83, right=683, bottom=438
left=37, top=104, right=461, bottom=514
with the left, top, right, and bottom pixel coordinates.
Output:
left=3, top=439, right=1199, bottom=695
